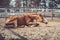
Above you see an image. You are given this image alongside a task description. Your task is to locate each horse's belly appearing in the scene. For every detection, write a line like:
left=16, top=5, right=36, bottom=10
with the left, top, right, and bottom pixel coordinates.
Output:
left=18, top=20, right=26, bottom=26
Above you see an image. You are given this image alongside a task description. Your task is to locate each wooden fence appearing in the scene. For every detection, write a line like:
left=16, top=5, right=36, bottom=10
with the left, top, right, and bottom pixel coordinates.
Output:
left=0, top=8, right=60, bottom=20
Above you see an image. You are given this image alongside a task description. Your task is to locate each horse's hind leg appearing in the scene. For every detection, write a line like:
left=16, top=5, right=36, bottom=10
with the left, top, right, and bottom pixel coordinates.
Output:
left=13, top=20, right=18, bottom=28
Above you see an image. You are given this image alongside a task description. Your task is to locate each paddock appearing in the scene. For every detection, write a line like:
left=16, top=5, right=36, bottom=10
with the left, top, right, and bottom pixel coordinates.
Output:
left=0, top=14, right=60, bottom=40
left=0, top=7, right=60, bottom=40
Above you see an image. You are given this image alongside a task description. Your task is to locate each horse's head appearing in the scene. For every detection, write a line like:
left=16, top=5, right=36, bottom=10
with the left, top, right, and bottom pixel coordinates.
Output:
left=36, top=14, right=48, bottom=24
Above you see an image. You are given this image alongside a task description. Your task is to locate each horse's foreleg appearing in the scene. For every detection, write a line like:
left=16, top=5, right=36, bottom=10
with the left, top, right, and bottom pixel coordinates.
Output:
left=26, top=20, right=38, bottom=25
left=25, top=17, right=38, bottom=26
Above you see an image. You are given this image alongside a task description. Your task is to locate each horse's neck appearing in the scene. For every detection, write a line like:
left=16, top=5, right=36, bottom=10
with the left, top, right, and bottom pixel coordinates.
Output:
left=29, top=15, right=37, bottom=20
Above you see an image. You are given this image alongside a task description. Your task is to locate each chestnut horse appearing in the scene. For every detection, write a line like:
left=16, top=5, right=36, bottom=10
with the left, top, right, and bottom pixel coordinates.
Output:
left=5, top=14, right=48, bottom=28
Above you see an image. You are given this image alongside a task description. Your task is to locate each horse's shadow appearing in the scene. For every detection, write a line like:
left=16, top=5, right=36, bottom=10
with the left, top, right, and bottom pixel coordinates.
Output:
left=0, top=24, right=28, bottom=40
left=0, top=34, right=5, bottom=40
left=6, top=29, right=28, bottom=40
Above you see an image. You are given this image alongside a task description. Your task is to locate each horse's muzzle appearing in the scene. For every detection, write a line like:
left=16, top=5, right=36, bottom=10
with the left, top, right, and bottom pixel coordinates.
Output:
left=45, top=22, right=48, bottom=24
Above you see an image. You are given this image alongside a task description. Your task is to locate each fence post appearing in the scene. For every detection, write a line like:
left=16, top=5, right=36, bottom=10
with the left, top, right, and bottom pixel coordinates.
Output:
left=44, top=9, right=45, bottom=17
left=5, top=8, right=8, bottom=22
left=52, top=9, right=54, bottom=20
left=35, top=9, right=38, bottom=23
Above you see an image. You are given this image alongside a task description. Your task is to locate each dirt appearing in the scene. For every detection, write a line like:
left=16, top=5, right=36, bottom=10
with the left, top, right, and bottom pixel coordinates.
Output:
left=0, top=18, right=60, bottom=40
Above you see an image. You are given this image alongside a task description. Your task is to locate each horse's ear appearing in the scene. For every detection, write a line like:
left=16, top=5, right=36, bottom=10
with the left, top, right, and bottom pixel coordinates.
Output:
left=39, top=14, right=42, bottom=17
left=38, top=14, right=44, bottom=19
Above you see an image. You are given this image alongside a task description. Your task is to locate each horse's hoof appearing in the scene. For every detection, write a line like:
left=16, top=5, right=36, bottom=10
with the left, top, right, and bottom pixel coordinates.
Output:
left=35, top=24, right=39, bottom=27
left=4, top=25, right=14, bottom=28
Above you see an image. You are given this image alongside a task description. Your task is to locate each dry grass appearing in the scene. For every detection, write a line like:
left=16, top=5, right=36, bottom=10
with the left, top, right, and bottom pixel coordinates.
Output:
left=0, top=18, right=60, bottom=40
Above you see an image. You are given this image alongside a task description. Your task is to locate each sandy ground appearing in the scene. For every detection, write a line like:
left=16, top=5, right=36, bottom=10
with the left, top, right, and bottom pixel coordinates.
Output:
left=0, top=18, right=60, bottom=40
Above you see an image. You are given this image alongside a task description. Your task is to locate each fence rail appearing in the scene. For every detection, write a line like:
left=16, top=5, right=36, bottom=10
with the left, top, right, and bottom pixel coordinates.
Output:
left=0, top=8, right=60, bottom=19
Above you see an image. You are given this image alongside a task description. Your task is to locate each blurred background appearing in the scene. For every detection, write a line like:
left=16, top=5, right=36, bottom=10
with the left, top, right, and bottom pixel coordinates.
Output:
left=0, top=0, right=60, bottom=19
left=0, top=0, right=60, bottom=8
left=0, top=0, right=60, bottom=40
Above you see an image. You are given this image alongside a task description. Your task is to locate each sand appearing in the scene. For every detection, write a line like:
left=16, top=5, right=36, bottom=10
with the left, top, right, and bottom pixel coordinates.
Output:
left=0, top=18, right=60, bottom=40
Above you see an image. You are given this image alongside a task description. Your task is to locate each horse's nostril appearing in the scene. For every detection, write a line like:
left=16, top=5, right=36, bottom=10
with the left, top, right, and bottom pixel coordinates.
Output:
left=45, top=22, right=48, bottom=24
left=5, top=23, right=7, bottom=25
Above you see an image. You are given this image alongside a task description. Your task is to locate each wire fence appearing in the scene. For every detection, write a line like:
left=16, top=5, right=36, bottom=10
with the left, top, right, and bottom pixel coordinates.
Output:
left=0, top=8, right=60, bottom=20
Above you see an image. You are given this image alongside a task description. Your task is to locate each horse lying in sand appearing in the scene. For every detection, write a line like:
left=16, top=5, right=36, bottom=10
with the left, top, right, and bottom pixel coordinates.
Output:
left=5, top=14, right=48, bottom=28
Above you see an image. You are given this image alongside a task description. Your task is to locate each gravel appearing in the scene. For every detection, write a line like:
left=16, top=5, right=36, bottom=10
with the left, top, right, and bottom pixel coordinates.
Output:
left=0, top=18, right=60, bottom=40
